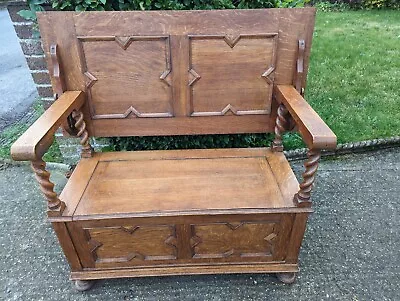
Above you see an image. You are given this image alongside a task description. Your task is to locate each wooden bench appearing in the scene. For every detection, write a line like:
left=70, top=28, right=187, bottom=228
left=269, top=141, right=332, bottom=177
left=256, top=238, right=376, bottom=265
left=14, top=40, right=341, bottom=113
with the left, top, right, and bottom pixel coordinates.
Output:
left=11, top=8, right=336, bottom=291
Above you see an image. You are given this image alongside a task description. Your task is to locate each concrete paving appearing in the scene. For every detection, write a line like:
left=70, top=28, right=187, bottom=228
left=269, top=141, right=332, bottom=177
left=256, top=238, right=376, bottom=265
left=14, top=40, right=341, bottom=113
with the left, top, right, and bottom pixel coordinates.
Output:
left=0, top=148, right=399, bottom=300
left=0, top=8, right=37, bottom=131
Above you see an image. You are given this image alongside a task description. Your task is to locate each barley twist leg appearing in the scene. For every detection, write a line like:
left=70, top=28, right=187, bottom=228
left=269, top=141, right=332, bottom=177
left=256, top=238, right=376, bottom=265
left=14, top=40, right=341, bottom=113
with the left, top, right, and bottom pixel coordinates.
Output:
left=272, top=104, right=289, bottom=152
left=31, top=159, right=65, bottom=216
left=294, top=149, right=321, bottom=207
left=72, top=110, right=93, bottom=158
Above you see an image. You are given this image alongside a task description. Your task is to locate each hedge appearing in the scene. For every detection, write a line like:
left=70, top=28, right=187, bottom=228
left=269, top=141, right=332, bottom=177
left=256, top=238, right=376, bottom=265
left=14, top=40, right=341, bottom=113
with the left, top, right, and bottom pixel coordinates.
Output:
left=311, top=0, right=400, bottom=9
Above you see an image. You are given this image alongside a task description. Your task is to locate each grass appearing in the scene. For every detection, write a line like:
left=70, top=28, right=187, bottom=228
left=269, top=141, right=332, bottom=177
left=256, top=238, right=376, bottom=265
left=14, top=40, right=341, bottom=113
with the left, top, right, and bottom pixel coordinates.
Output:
left=0, top=99, right=63, bottom=163
left=306, top=10, right=400, bottom=146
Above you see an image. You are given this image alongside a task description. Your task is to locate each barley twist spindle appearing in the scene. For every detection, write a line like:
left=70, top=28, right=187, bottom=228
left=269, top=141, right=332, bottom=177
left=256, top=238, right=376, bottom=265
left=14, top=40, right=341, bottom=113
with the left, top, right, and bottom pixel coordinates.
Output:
left=31, top=159, right=65, bottom=215
left=72, top=110, right=93, bottom=157
left=272, top=104, right=289, bottom=152
left=294, top=149, right=321, bottom=207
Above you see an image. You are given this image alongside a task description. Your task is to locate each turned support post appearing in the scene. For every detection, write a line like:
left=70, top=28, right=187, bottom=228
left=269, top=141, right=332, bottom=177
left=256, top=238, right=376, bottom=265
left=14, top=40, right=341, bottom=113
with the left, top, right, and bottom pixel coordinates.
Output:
left=31, top=159, right=66, bottom=216
left=294, top=149, right=321, bottom=207
left=272, top=104, right=290, bottom=152
left=71, top=110, right=93, bottom=158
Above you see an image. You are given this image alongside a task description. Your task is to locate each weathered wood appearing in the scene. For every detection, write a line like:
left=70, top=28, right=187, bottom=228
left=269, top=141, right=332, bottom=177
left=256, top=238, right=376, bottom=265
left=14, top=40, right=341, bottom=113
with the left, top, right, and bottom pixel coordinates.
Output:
left=275, top=85, right=337, bottom=150
left=11, top=91, right=85, bottom=161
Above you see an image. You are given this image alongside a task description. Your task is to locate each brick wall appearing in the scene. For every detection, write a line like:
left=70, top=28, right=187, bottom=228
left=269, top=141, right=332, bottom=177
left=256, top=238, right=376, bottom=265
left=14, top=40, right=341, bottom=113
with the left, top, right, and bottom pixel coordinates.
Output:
left=7, top=1, right=109, bottom=164
left=7, top=2, right=53, bottom=102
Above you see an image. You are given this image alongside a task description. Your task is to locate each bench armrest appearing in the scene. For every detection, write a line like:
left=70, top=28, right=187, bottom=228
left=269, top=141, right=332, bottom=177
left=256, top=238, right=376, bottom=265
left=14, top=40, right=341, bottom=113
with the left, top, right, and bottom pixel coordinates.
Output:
left=274, top=85, right=337, bottom=150
left=11, top=91, right=85, bottom=161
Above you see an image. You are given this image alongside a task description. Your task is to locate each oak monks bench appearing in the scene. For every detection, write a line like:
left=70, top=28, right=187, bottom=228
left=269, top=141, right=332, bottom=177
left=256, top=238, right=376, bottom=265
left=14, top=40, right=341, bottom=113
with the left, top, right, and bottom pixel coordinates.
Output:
left=11, top=8, right=336, bottom=291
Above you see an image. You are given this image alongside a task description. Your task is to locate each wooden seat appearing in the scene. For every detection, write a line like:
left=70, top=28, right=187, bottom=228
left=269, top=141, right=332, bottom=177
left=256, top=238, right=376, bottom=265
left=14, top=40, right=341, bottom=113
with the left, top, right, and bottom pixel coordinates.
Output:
left=11, top=8, right=337, bottom=290
left=63, top=148, right=297, bottom=219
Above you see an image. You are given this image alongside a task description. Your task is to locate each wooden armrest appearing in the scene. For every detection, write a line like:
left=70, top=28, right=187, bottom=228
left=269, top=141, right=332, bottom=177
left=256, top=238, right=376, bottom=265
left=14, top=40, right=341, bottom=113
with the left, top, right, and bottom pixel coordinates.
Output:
left=274, top=85, right=337, bottom=150
left=11, top=91, right=85, bottom=161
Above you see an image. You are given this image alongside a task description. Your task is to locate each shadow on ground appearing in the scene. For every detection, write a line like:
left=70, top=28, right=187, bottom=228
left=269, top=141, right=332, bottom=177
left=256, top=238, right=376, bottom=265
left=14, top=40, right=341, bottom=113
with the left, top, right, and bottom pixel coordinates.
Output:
left=0, top=148, right=399, bottom=300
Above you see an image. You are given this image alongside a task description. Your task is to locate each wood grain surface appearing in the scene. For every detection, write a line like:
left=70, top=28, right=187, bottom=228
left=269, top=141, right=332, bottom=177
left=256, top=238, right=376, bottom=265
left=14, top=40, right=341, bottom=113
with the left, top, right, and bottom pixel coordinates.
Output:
left=37, top=8, right=316, bottom=137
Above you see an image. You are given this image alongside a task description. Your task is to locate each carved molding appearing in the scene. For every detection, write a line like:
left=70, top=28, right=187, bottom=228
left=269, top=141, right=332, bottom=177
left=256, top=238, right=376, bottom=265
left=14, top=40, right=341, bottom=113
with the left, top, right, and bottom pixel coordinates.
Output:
left=261, top=66, right=275, bottom=85
left=188, top=33, right=278, bottom=117
left=190, top=103, right=269, bottom=117
left=77, top=35, right=173, bottom=119
left=188, top=33, right=278, bottom=47
left=84, top=71, right=97, bottom=89
left=91, top=106, right=173, bottom=119
left=191, top=222, right=277, bottom=259
left=188, top=69, right=201, bottom=86
left=86, top=225, right=177, bottom=264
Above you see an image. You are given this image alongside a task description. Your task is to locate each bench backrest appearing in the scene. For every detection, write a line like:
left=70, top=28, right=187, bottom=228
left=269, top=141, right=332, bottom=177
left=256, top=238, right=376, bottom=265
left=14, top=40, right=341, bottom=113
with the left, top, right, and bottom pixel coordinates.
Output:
left=37, top=8, right=316, bottom=137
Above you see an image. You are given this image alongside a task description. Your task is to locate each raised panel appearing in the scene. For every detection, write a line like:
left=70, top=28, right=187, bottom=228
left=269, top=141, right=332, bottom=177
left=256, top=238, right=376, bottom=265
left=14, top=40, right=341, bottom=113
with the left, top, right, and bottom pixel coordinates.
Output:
left=38, top=9, right=316, bottom=137
left=190, top=221, right=279, bottom=260
left=189, top=34, right=278, bottom=117
left=78, top=36, right=173, bottom=119
left=84, top=225, right=177, bottom=268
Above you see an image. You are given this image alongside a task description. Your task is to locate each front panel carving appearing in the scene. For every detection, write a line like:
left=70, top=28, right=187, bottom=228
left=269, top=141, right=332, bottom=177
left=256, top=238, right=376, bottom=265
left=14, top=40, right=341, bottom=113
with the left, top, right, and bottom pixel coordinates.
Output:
left=190, top=222, right=278, bottom=260
left=84, top=225, right=177, bottom=267
left=78, top=36, right=173, bottom=119
left=189, top=34, right=278, bottom=117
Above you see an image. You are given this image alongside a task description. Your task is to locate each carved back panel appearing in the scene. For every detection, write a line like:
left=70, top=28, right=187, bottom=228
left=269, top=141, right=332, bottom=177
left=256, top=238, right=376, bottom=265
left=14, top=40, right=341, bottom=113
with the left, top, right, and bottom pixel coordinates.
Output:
left=37, top=9, right=316, bottom=137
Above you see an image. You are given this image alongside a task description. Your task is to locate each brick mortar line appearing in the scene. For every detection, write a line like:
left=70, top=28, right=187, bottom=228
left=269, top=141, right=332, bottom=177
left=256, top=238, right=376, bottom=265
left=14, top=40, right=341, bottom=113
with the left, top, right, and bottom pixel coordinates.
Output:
left=19, top=38, right=40, bottom=43
left=25, top=54, right=45, bottom=58
left=12, top=21, right=34, bottom=26
left=31, top=70, right=49, bottom=74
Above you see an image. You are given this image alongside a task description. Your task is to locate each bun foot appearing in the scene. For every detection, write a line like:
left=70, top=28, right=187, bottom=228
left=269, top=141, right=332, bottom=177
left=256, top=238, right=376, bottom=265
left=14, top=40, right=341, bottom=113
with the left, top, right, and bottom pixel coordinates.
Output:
left=74, top=280, right=95, bottom=291
left=276, top=272, right=297, bottom=284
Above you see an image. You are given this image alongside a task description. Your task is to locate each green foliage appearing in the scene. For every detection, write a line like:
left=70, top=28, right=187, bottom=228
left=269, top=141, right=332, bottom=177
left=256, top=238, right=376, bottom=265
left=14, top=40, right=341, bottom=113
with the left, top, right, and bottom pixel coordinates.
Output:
left=307, top=11, right=400, bottom=144
left=314, top=1, right=349, bottom=11
left=312, top=0, right=399, bottom=9
left=105, top=134, right=276, bottom=152
left=24, top=0, right=309, bottom=12
left=362, top=0, right=400, bottom=9
left=0, top=99, right=63, bottom=163
left=17, top=0, right=46, bottom=21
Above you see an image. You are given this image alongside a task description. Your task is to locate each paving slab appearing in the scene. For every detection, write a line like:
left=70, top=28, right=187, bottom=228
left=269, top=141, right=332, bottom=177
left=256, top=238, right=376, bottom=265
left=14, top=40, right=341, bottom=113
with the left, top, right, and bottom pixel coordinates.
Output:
left=0, top=8, right=38, bottom=131
left=0, top=148, right=399, bottom=300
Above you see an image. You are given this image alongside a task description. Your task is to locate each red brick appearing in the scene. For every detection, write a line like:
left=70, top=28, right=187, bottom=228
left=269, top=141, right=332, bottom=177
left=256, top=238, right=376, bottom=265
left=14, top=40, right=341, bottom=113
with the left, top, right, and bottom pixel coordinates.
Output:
left=14, top=24, right=33, bottom=39
left=20, top=40, right=44, bottom=55
left=26, top=56, right=47, bottom=70
left=38, top=86, right=54, bottom=99
left=32, top=72, right=51, bottom=85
